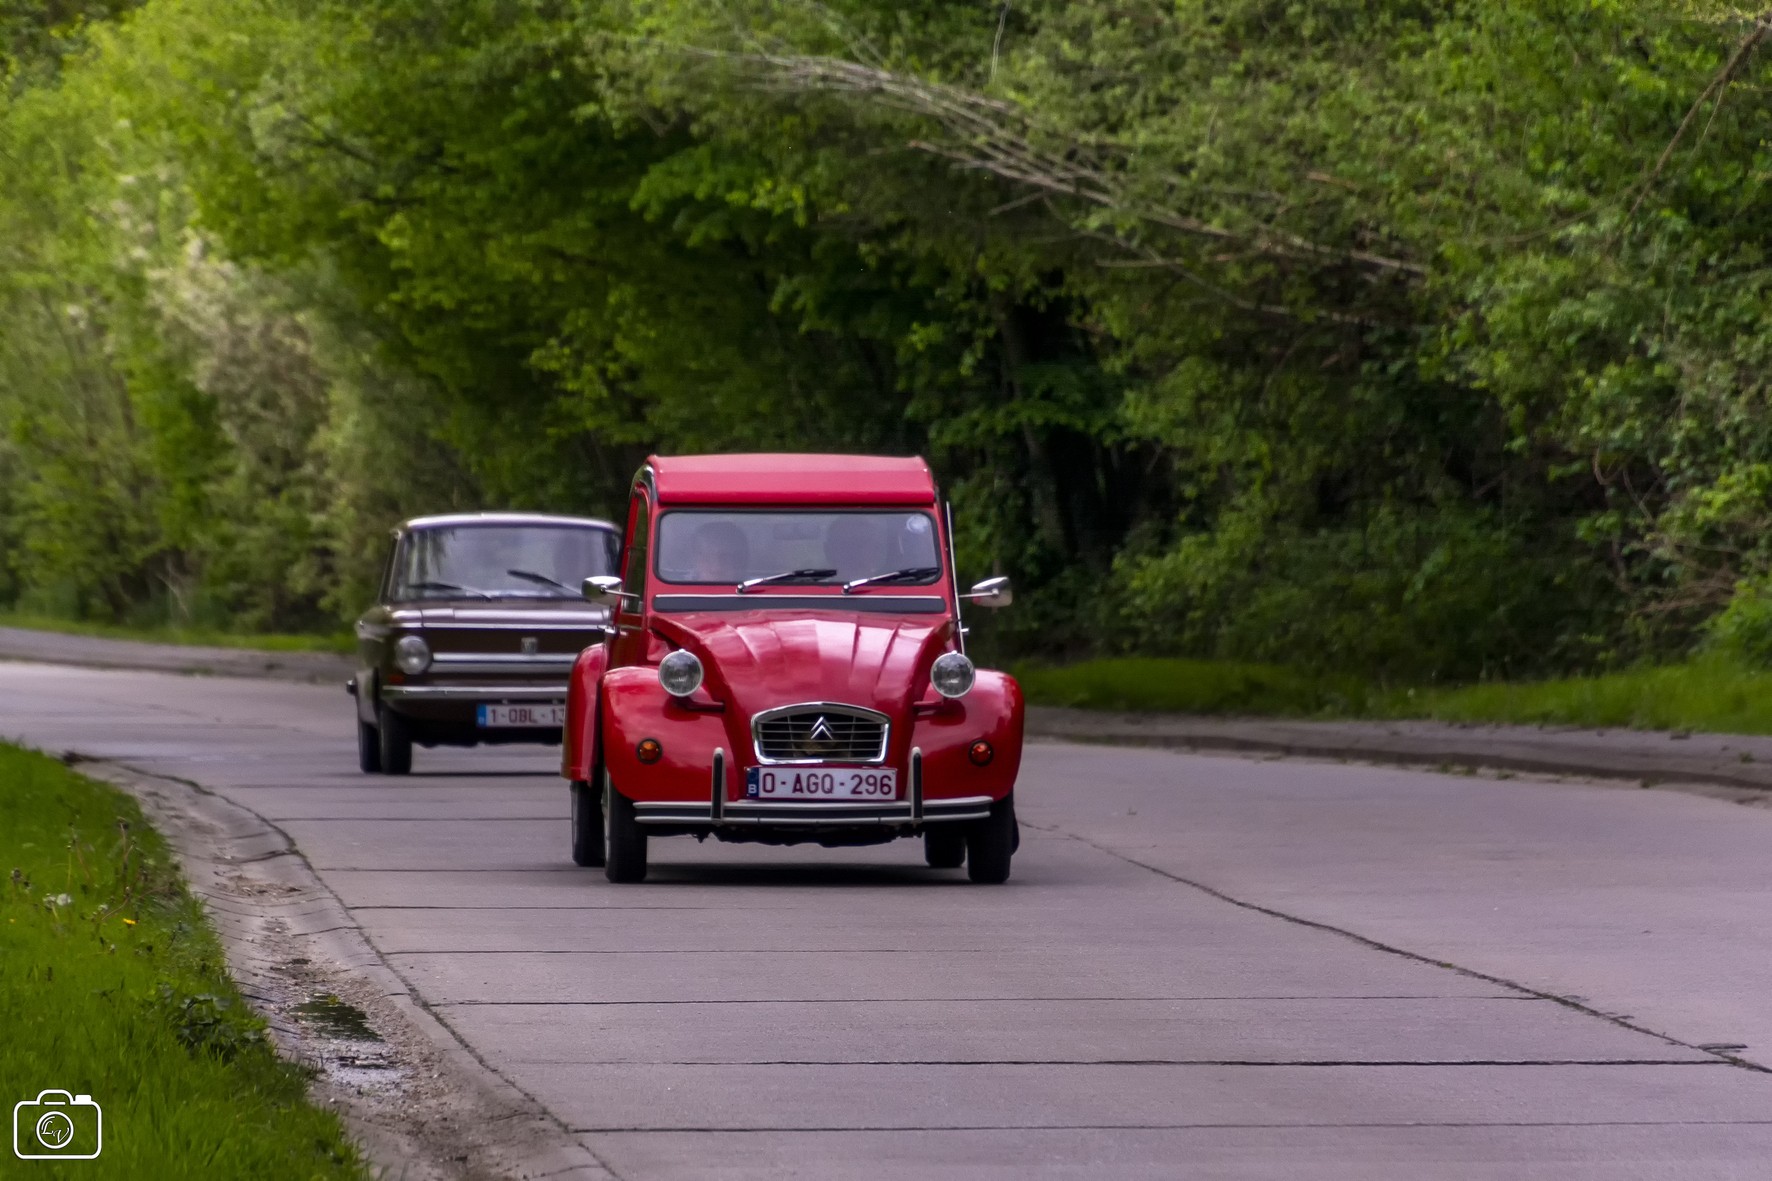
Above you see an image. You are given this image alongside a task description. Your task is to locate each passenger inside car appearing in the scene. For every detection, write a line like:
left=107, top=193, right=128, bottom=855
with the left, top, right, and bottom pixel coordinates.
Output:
left=823, top=515, right=882, bottom=580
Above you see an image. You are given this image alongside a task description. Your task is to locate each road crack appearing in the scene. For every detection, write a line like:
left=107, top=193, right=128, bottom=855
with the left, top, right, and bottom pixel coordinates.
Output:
left=1034, top=822, right=1772, bottom=1075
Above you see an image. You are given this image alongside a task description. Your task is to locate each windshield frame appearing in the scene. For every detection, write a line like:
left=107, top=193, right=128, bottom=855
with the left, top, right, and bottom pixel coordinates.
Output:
left=649, top=507, right=950, bottom=596
left=389, top=521, right=621, bottom=603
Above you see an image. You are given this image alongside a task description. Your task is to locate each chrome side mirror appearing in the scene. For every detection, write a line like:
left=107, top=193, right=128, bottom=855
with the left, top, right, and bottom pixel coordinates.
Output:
left=963, top=575, right=1013, bottom=609
left=582, top=575, right=626, bottom=610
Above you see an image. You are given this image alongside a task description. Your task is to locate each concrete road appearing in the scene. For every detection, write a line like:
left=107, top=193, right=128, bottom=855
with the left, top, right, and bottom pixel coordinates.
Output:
left=3, top=660, right=1771, bottom=1179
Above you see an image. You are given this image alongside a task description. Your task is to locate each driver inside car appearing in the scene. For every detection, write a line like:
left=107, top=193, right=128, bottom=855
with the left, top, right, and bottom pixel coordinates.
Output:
left=689, top=520, right=750, bottom=583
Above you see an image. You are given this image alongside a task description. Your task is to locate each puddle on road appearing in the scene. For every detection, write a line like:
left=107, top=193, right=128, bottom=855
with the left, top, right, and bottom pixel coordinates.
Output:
left=290, top=992, right=404, bottom=1092
left=293, top=993, right=382, bottom=1041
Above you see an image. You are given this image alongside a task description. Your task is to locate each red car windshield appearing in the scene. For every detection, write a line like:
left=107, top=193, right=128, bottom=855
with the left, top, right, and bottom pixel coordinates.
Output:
left=654, top=510, right=942, bottom=588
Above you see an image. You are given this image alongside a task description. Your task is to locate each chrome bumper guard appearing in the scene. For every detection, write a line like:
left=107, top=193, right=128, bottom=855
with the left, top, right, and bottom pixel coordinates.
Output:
left=633, top=745, right=991, bottom=827
left=380, top=683, right=568, bottom=701
left=631, top=797, right=993, bottom=826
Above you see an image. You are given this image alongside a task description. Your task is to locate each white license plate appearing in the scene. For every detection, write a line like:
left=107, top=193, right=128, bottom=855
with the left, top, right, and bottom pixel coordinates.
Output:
left=746, top=767, right=899, bottom=800
left=476, top=704, right=566, bottom=728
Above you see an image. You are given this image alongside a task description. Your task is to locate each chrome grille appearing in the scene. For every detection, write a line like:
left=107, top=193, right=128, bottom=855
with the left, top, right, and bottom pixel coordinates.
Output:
left=752, top=704, right=889, bottom=764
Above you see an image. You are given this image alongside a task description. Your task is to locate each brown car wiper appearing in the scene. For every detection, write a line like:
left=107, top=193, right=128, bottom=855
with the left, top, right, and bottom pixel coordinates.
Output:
left=735, top=568, right=837, bottom=594
left=407, top=580, right=493, bottom=600
left=841, top=566, right=941, bottom=594
left=506, top=569, right=576, bottom=596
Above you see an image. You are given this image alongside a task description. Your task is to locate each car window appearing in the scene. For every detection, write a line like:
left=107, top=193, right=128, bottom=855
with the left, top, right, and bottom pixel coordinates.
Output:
left=654, top=511, right=941, bottom=586
left=392, top=525, right=617, bottom=600
left=620, top=493, right=652, bottom=608
left=377, top=535, right=400, bottom=602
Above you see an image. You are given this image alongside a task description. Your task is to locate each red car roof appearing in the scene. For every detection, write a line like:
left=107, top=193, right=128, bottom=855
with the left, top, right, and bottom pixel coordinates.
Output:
left=648, top=454, right=938, bottom=506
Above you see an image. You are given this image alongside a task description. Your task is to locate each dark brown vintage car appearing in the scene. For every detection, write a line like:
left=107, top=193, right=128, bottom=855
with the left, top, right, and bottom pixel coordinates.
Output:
left=350, top=512, right=620, bottom=774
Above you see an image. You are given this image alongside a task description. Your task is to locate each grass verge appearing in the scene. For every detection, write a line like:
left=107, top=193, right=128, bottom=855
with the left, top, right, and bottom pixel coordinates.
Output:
left=0, top=743, right=367, bottom=1178
left=1018, top=655, right=1772, bottom=737
left=1387, top=658, right=1772, bottom=735
left=1015, top=657, right=1372, bottom=717
left=0, top=612, right=353, bottom=654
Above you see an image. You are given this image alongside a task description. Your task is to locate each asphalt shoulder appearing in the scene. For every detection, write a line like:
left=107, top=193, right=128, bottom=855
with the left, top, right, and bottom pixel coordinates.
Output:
left=1029, top=706, right=1772, bottom=794
left=6, top=623, right=1769, bottom=793
left=0, top=625, right=354, bottom=685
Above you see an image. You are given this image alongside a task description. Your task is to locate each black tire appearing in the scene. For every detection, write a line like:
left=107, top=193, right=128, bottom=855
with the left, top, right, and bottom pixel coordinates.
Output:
left=966, top=794, right=1016, bottom=884
left=923, top=826, right=966, bottom=869
left=603, top=778, right=647, bottom=882
left=357, top=716, right=383, bottom=774
left=377, top=703, right=413, bottom=776
left=570, top=778, right=605, bottom=867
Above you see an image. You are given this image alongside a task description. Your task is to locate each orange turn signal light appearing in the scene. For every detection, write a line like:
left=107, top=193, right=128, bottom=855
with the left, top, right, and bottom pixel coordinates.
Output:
left=636, top=738, right=663, bottom=764
left=968, top=740, right=994, bottom=766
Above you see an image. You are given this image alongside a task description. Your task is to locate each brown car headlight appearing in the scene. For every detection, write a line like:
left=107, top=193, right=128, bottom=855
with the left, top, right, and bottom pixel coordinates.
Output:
left=394, top=635, right=432, bottom=675
left=658, top=649, right=704, bottom=698
left=930, top=652, right=975, bottom=699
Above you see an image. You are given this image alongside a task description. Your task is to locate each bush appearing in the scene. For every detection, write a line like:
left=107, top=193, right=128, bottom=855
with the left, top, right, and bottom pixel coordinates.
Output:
left=1705, top=580, right=1772, bottom=668
left=1116, top=505, right=1604, bottom=683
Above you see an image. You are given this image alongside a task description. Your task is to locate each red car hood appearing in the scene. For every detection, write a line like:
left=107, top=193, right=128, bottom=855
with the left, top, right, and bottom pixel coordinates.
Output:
left=654, top=612, right=950, bottom=718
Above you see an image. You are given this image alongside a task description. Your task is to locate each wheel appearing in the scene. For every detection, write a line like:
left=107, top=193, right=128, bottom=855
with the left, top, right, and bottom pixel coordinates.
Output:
left=603, top=777, right=647, bottom=882
left=377, top=703, right=413, bottom=776
left=965, top=794, right=1016, bottom=884
left=570, top=778, right=605, bottom=867
left=923, top=826, right=966, bottom=868
left=357, top=716, right=383, bottom=774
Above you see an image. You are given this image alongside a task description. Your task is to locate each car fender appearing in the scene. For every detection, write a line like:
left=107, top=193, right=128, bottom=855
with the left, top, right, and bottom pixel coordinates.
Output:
left=561, top=644, right=610, bottom=782
left=600, top=667, right=732, bottom=802
left=911, top=668, right=1024, bottom=801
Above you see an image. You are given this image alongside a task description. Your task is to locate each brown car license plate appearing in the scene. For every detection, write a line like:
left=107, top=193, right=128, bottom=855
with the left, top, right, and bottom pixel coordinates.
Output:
left=745, top=767, right=899, bottom=800
left=476, top=704, right=566, bottom=728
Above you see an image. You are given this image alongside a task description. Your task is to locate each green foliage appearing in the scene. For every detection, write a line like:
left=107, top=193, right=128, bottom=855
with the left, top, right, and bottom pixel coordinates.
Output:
left=1117, top=504, right=1609, bottom=681
left=1703, top=579, right=1772, bottom=667
left=6, top=0, right=1772, bottom=680
left=151, top=983, right=267, bottom=1062
left=0, top=743, right=366, bottom=1178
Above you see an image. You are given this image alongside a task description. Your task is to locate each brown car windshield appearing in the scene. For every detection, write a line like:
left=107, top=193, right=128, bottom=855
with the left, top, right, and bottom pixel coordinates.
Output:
left=393, top=525, right=618, bottom=601
left=655, top=511, right=942, bottom=588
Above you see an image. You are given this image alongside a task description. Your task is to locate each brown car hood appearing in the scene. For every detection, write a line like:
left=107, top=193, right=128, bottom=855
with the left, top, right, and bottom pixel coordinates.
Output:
left=391, top=599, right=610, bottom=628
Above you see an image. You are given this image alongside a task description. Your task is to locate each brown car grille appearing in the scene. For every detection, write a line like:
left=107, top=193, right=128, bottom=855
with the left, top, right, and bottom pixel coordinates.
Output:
left=752, top=706, right=889, bottom=764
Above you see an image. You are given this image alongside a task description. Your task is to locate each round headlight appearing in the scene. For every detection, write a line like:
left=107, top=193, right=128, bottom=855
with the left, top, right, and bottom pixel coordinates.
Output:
left=658, top=649, right=704, bottom=698
left=394, top=635, right=431, bottom=675
left=930, top=651, right=975, bottom=699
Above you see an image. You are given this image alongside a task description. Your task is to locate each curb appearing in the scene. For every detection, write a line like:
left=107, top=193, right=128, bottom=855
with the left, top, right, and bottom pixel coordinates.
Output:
left=86, top=760, right=614, bottom=1181
left=1024, top=707, right=1772, bottom=795
left=0, top=627, right=354, bottom=685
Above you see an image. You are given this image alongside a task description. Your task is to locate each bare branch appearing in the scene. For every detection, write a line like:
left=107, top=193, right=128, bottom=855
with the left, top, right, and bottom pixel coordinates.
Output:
left=1624, top=12, right=1772, bottom=226
left=677, top=47, right=1428, bottom=280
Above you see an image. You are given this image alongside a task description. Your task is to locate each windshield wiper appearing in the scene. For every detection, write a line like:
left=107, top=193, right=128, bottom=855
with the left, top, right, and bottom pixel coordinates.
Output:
left=407, top=580, right=493, bottom=600
left=506, top=568, right=575, bottom=595
left=842, top=566, right=941, bottom=594
left=736, top=568, right=838, bottom=594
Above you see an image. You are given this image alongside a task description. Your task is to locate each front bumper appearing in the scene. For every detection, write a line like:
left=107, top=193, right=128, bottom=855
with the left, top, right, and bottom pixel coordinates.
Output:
left=635, top=797, right=993, bottom=826
left=628, top=748, right=992, bottom=827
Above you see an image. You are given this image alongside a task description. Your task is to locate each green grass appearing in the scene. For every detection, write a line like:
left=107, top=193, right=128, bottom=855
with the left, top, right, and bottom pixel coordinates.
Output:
left=0, top=612, right=353, bottom=655
left=1015, top=657, right=1373, bottom=716
left=1018, top=655, right=1772, bottom=737
left=1385, top=657, right=1772, bottom=735
left=0, top=744, right=368, bottom=1179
